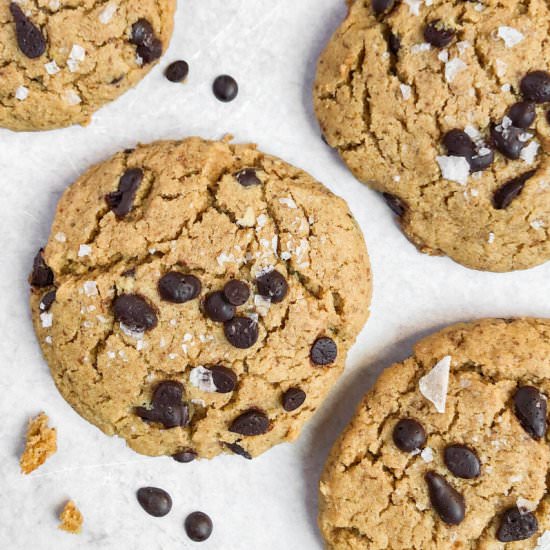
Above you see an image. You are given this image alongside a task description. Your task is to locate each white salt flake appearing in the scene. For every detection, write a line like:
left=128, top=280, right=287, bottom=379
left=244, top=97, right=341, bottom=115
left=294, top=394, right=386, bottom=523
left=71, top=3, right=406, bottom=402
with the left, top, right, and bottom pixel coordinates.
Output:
left=517, top=497, right=538, bottom=513
left=49, top=0, right=60, bottom=9
left=457, top=41, right=470, bottom=54
left=135, top=54, right=144, bottom=67
left=420, top=447, right=434, bottom=463
left=411, top=43, right=431, bottom=54
left=55, top=232, right=66, bottom=243
left=393, top=175, right=401, bottom=182
left=256, top=213, right=268, bottom=228
left=438, top=50, right=449, bottom=63
left=495, top=59, right=507, bottom=77
left=67, top=44, right=85, bottom=72
left=99, top=3, right=117, bottom=24
left=40, top=312, right=53, bottom=328
left=520, top=140, right=540, bottom=165
left=488, top=232, right=495, bottom=244
left=535, top=531, right=550, bottom=550
left=120, top=323, right=144, bottom=339
left=78, top=244, right=91, bottom=257
left=254, top=294, right=271, bottom=316
left=189, top=366, right=217, bottom=393
left=501, top=84, right=511, bottom=92
left=64, top=90, right=82, bottom=105
left=510, top=474, right=523, bottom=483
left=136, top=340, right=146, bottom=351
left=15, top=86, right=29, bottom=101
left=44, top=61, right=60, bottom=75
left=400, top=83, right=412, bottom=100
left=436, top=155, right=470, bottom=185
left=464, top=125, right=481, bottom=141
left=445, top=58, right=467, bottom=83
left=44, top=336, right=53, bottom=345
left=191, top=398, right=206, bottom=408
left=419, top=355, right=451, bottom=413
left=531, top=219, right=544, bottom=230
left=279, top=197, right=297, bottom=209
left=498, top=26, right=524, bottom=48
left=96, top=315, right=107, bottom=324
left=281, top=251, right=292, bottom=261
left=404, top=0, right=423, bottom=16
left=83, top=281, right=98, bottom=296
left=168, top=353, right=177, bottom=360
left=474, top=2, right=484, bottom=11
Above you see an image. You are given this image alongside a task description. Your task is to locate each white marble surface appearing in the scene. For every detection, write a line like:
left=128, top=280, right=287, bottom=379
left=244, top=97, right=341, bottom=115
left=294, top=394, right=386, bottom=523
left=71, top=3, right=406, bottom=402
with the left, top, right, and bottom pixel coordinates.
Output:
left=0, top=1, right=549, bottom=548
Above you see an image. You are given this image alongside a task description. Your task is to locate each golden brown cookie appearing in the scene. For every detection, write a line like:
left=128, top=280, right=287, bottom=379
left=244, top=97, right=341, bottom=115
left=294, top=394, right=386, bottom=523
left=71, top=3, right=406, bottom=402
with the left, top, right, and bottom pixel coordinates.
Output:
left=0, top=0, right=176, bottom=131
left=319, top=318, right=550, bottom=549
left=30, top=137, right=372, bottom=460
left=314, top=0, right=550, bottom=272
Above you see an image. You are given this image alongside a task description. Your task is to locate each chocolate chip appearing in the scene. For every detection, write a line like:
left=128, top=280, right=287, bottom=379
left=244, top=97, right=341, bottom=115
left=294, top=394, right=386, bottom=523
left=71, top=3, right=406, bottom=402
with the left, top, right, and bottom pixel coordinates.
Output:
left=493, top=170, right=536, bottom=210
left=10, top=3, right=46, bottom=59
left=371, top=0, right=395, bottom=14
left=223, top=280, right=250, bottom=306
left=282, top=388, right=306, bottom=412
left=30, top=249, right=54, bottom=288
left=393, top=419, right=427, bottom=452
left=209, top=366, right=238, bottom=393
left=105, top=168, right=144, bottom=218
left=520, top=71, right=550, bottom=103
left=204, top=292, right=235, bottom=322
left=424, top=20, right=455, bottom=48
left=136, top=487, right=172, bottom=517
left=213, top=75, right=238, bottom=102
left=508, top=102, right=536, bottom=129
left=113, top=294, right=157, bottom=332
left=383, top=193, right=406, bottom=217
left=135, top=381, right=189, bottom=428
left=468, top=147, right=494, bottom=173
left=425, top=472, right=465, bottom=525
left=234, top=168, right=261, bottom=187
left=122, top=268, right=136, bottom=278
left=256, top=270, right=288, bottom=303
left=158, top=272, right=201, bottom=303
left=185, top=511, right=213, bottom=542
left=513, top=386, right=547, bottom=440
left=491, top=124, right=530, bottom=160
left=444, top=444, right=481, bottom=479
left=443, top=129, right=493, bottom=172
left=130, top=19, right=162, bottom=64
left=547, top=109, right=550, bottom=125
left=165, top=60, right=189, bottom=83
left=388, top=32, right=400, bottom=54
left=310, top=337, right=337, bottom=366
left=225, top=441, right=252, bottom=459
left=173, top=449, right=197, bottom=463
left=138, top=38, right=163, bottom=64
left=497, top=507, right=538, bottom=542
left=39, top=290, right=56, bottom=312
left=230, top=409, right=270, bottom=436
left=224, top=317, right=259, bottom=349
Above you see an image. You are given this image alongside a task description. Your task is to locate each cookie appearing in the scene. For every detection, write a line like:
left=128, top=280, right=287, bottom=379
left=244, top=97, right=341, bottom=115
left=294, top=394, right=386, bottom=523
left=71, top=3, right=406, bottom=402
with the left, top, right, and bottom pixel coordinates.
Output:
left=314, top=0, right=550, bottom=272
left=0, top=1, right=176, bottom=131
left=30, top=137, right=372, bottom=460
left=319, top=318, right=550, bottom=549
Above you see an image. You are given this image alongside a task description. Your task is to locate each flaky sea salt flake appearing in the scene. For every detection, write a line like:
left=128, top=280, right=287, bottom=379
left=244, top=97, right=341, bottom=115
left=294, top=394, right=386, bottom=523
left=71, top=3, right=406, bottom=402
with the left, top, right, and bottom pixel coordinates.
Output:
left=419, top=355, right=451, bottom=413
left=498, top=26, right=524, bottom=48
left=436, top=155, right=470, bottom=185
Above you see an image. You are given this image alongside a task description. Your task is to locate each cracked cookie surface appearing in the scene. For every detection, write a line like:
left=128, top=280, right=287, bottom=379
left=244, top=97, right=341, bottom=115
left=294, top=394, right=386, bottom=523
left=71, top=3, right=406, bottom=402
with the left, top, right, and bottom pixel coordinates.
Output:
left=319, top=318, right=550, bottom=549
left=30, top=137, right=372, bottom=459
left=314, top=0, right=550, bottom=272
left=0, top=0, right=176, bottom=131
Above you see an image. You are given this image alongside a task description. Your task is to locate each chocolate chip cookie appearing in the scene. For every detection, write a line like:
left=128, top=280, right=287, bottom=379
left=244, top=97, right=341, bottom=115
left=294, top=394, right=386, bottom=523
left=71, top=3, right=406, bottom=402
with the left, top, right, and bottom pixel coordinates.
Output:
left=319, top=318, right=550, bottom=549
left=314, top=0, right=550, bottom=272
left=30, top=137, right=372, bottom=459
left=0, top=1, right=176, bottom=131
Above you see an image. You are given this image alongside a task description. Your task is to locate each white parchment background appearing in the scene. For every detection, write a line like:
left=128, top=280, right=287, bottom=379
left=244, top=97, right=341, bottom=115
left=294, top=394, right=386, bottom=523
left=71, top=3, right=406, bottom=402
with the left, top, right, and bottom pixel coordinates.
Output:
left=0, top=1, right=549, bottom=548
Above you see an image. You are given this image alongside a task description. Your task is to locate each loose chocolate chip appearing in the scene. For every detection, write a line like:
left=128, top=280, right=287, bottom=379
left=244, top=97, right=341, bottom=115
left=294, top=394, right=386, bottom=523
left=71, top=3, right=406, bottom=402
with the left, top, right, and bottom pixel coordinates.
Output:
left=130, top=19, right=162, bottom=64
left=40, top=290, right=56, bottom=312
left=520, top=71, right=550, bottom=103
left=493, top=170, right=536, bottom=210
left=204, top=292, right=236, bottom=322
left=508, top=102, right=536, bottom=129
left=223, top=280, right=250, bottom=306
left=371, top=0, right=395, bottom=14
left=424, top=20, right=455, bottom=48
left=165, top=60, right=189, bottom=83
left=113, top=294, right=157, bottom=332
left=388, top=32, right=400, bottom=54
left=135, top=381, right=189, bottom=429
left=256, top=270, right=288, bottom=303
left=282, top=388, right=306, bottom=412
left=136, top=487, right=172, bottom=517
left=443, top=129, right=476, bottom=157
left=497, top=507, right=538, bottom=542
left=310, top=337, right=338, bottom=366
left=234, top=168, right=261, bottom=187
left=185, top=511, right=213, bottom=542
left=230, top=409, right=270, bottom=436
left=383, top=193, right=406, bottom=217
left=425, top=472, right=465, bottom=525
left=30, top=249, right=54, bottom=288
left=158, top=272, right=201, bottom=303
left=173, top=449, right=197, bottom=463
left=513, top=386, right=547, bottom=439
left=225, top=441, right=252, bottom=459
left=393, top=419, right=427, bottom=452
left=105, top=168, right=144, bottom=218
left=213, top=75, right=238, bottom=102
left=210, top=366, right=238, bottom=393
left=491, top=124, right=530, bottom=160
left=224, top=317, right=259, bottom=349
left=444, top=444, right=481, bottom=479
left=10, top=3, right=46, bottom=59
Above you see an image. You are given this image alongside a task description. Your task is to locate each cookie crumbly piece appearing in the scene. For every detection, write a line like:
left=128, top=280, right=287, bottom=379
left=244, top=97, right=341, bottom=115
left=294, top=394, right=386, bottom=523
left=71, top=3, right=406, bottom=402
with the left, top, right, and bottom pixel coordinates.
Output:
left=58, top=501, right=83, bottom=534
left=20, top=412, right=57, bottom=474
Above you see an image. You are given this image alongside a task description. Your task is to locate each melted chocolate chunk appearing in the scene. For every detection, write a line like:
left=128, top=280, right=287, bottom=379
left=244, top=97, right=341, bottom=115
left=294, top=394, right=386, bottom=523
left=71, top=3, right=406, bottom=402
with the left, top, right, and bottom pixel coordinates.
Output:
left=130, top=19, right=163, bottom=64
left=135, top=381, right=189, bottom=429
left=185, top=511, right=213, bottom=542
left=520, top=71, right=550, bottom=103
left=383, top=193, right=406, bottom=216
left=443, top=129, right=493, bottom=172
left=513, top=386, right=547, bottom=439
left=491, top=124, right=530, bottom=160
left=113, top=294, right=157, bottom=332
left=223, top=280, right=250, bottom=306
left=497, top=507, right=538, bottom=542
left=371, top=0, right=396, bottom=14
left=234, top=168, right=261, bottom=187
left=507, top=101, right=536, bottom=129
left=213, top=75, right=238, bottom=102
left=225, top=441, right=252, bottom=459
left=105, top=168, right=143, bottom=218
left=424, top=20, right=455, bottom=48
left=10, top=3, right=46, bottom=59
left=173, top=449, right=197, bottom=463
left=30, top=249, right=54, bottom=288
left=39, top=290, right=56, bottom=312
left=165, top=60, right=189, bottom=82
left=229, top=409, right=270, bottom=436
left=493, top=170, right=536, bottom=210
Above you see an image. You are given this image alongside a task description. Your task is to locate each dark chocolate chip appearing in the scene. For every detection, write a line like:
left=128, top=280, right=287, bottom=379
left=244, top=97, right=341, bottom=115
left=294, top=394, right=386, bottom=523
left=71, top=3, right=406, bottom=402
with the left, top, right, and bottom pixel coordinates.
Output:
left=425, top=471, right=465, bottom=525
left=135, top=381, right=189, bottom=429
left=223, top=280, right=250, bottom=306
left=136, top=487, right=172, bottom=517
left=256, top=270, right=288, bottom=303
left=371, top=0, right=395, bottom=14
left=234, top=168, right=261, bottom=187
left=30, top=249, right=54, bottom=288
left=165, top=60, right=189, bottom=83
left=105, top=168, right=144, bottom=218
left=282, top=388, right=306, bottom=412
left=444, top=444, right=481, bottom=479
left=224, top=317, right=259, bottom=349
left=383, top=193, right=406, bottom=217
left=392, top=418, right=427, bottom=452
left=513, top=385, right=547, bottom=440
left=209, top=365, right=238, bottom=393
left=173, top=449, right=197, bottom=463
left=230, top=409, right=270, bottom=436
left=213, top=75, right=238, bottom=102
left=491, top=124, right=530, bottom=160
left=130, top=19, right=162, bottom=64
left=547, top=109, right=550, bottom=125
left=468, top=147, right=494, bottom=173
left=137, top=39, right=163, bottom=64
left=497, top=507, right=538, bottom=542
left=310, top=337, right=338, bottom=366
left=113, top=294, right=157, bottom=332
left=493, top=170, right=536, bottom=210
left=424, top=20, right=455, bottom=48
left=158, top=272, right=201, bottom=303
left=443, top=129, right=494, bottom=172
left=388, top=32, right=401, bottom=54
left=185, top=511, right=213, bottom=542
left=152, top=380, right=184, bottom=407
left=508, top=102, right=536, bottom=129
left=40, top=290, right=56, bottom=312
left=10, top=3, right=46, bottom=59
left=520, top=71, right=550, bottom=103
left=204, top=291, right=236, bottom=322
left=225, top=441, right=252, bottom=459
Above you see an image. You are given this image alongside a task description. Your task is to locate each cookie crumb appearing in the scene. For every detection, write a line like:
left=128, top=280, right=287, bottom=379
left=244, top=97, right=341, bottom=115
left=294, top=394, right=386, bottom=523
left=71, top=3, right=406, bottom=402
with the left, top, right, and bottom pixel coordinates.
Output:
left=58, top=500, right=83, bottom=534
left=20, top=412, right=57, bottom=474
